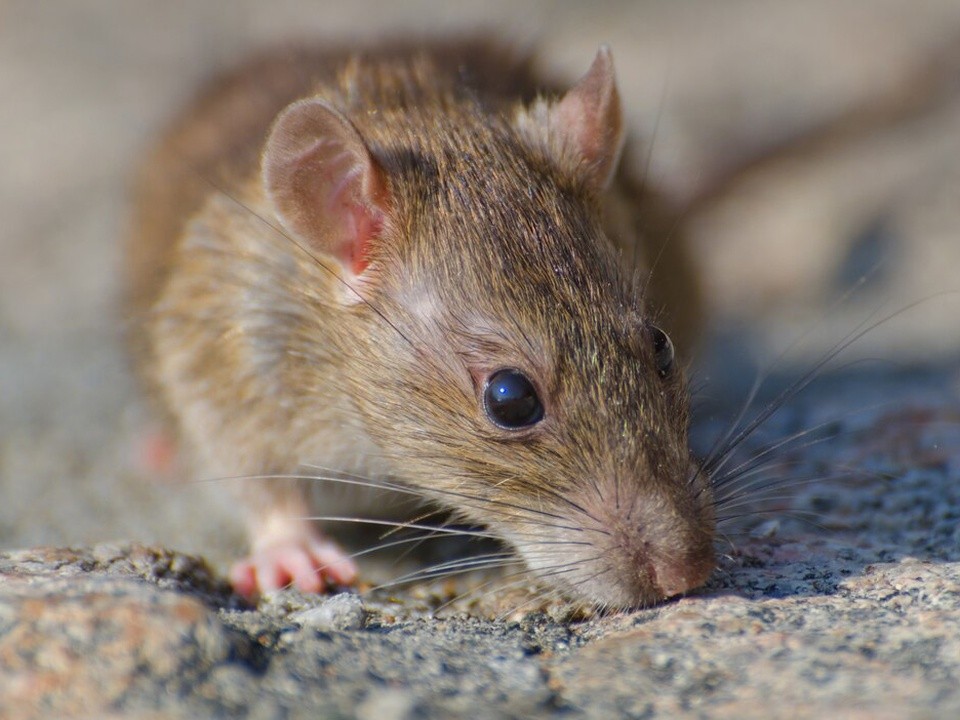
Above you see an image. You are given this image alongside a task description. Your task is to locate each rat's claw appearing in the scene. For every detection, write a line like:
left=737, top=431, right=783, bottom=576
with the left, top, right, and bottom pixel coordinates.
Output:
left=229, top=534, right=358, bottom=597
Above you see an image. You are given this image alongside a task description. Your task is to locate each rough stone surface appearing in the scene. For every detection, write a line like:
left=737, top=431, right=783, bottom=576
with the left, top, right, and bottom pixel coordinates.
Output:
left=3, top=2, right=960, bottom=719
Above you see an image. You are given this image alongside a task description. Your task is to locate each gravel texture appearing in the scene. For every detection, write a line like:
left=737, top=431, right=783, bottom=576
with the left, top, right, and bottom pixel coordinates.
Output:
left=2, top=2, right=960, bottom=718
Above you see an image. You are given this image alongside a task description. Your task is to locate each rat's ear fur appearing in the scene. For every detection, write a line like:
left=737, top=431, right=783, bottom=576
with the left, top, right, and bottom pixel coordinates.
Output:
left=515, top=46, right=625, bottom=190
left=263, top=98, right=391, bottom=279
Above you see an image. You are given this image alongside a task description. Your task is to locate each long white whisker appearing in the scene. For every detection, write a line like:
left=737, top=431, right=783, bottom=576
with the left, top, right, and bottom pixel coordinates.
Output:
left=368, top=556, right=523, bottom=594
left=706, top=295, right=953, bottom=482
left=303, top=516, right=498, bottom=540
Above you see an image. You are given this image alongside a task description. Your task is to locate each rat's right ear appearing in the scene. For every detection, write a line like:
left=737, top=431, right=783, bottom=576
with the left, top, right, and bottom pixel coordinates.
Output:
left=514, top=46, right=624, bottom=191
left=263, top=99, right=392, bottom=279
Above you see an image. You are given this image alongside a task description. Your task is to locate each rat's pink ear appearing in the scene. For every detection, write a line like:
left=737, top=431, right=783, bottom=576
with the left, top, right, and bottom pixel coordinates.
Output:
left=518, top=46, right=625, bottom=190
left=263, top=99, right=391, bottom=278
left=552, top=46, right=625, bottom=188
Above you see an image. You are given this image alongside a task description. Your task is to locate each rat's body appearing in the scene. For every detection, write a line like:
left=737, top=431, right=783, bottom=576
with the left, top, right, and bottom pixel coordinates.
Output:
left=127, top=40, right=714, bottom=610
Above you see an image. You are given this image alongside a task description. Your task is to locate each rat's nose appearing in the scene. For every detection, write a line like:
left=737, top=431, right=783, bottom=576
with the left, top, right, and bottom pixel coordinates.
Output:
left=649, top=549, right=715, bottom=599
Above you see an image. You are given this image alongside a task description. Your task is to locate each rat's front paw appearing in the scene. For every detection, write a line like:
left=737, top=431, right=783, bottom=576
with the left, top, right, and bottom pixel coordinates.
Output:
left=229, top=534, right=358, bottom=597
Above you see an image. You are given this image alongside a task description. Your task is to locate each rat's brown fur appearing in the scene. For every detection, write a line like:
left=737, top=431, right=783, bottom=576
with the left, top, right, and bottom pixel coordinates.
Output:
left=127, top=39, right=713, bottom=609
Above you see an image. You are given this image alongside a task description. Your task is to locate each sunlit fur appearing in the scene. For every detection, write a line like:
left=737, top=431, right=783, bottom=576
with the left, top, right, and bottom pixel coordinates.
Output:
left=128, top=40, right=712, bottom=611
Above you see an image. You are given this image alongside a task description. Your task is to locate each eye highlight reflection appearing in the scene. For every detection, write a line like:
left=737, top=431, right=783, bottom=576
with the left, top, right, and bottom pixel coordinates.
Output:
left=483, top=369, right=544, bottom=429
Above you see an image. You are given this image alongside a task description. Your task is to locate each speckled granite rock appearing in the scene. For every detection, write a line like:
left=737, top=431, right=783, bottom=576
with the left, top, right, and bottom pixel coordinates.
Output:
left=3, top=542, right=960, bottom=717
left=0, top=545, right=252, bottom=719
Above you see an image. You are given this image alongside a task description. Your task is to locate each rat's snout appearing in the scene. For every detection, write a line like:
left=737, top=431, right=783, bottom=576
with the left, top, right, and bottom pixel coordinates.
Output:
left=605, top=505, right=716, bottom=606
left=511, top=472, right=716, bottom=609
left=639, top=541, right=715, bottom=600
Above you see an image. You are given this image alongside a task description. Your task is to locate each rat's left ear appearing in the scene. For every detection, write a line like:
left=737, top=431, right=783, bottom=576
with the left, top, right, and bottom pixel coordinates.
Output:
left=517, top=46, right=625, bottom=190
left=262, top=98, right=391, bottom=280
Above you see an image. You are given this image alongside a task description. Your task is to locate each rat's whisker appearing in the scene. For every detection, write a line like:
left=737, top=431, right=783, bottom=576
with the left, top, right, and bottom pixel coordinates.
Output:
left=697, top=269, right=893, bottom=481
left=367, top=555, right=523, bottom=594
left=714, top=471, right=864, bottom=518
left=715, top=509, right=826, bottom=528
left=707, top=411, right=858, bottom=488
left=321, top=530, right=462, bottom=566
left=302, top=516, right=498, bottom=540
left=498, top=562, right=608, bottom=620
left=191, top=471, right=426, bottom=497
left=429, top=567, right=552, bottom=614
left=705, top=296, right=949, bottom=481
left=295, top=462, right=594, bottom=531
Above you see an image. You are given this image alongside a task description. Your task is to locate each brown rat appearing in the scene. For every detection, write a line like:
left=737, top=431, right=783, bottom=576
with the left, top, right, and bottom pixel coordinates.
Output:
left=126, top=39, right=713, bottom=611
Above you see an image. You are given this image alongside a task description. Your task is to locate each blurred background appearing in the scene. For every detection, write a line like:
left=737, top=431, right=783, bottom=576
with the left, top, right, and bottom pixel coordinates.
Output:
left=2, top=0, right=959, bottom=568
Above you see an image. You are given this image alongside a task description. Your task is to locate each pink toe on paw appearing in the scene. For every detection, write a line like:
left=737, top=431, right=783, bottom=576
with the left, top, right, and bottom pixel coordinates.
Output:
left=229, top=532, right=357, bottom=597
left=229, top=562, right=258, bottom=598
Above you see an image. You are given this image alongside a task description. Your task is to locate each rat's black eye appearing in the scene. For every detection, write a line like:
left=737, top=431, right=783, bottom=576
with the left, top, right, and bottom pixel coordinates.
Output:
left=483, top=369, right=544, bottom=429
left=649, top=325, right=675, bottom=377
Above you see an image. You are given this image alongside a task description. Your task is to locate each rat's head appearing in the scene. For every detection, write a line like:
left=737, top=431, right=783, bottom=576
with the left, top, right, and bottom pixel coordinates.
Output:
left=262, top=47, right=714, bottom=610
